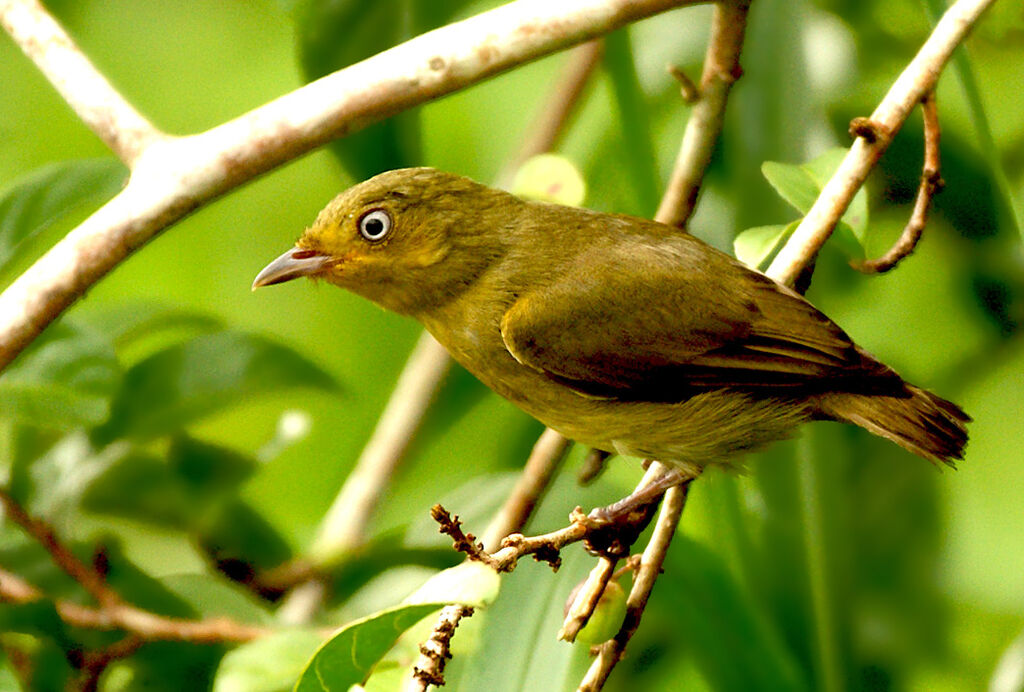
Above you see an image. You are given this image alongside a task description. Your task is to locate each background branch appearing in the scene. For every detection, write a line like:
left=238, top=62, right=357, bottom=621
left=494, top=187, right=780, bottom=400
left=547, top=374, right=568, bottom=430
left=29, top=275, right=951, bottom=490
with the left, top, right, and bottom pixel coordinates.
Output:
left=765, top=0, right=996, bottom=286
left=655, top=0, right=752, bottom=229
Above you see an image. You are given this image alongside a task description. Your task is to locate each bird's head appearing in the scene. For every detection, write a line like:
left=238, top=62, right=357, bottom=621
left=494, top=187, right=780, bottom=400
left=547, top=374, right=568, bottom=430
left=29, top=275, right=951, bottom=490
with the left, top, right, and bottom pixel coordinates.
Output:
left=253, top=168, right=515, bottom=315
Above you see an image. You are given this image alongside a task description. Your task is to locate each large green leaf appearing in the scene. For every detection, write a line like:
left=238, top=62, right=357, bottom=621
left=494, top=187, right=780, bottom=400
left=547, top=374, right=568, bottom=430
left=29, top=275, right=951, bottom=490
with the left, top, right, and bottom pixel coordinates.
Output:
left=161, top=573, right=273, bottom=626
left=294, top=602, right=448, bottom=691
left=0, top=158, right=126, bottom=275
left=93, top=330, right=337, bottom=443
left=762, top=148, right=870, bottom=246
left=0, top=320, right=120, bottom=428
left=660, top=535, right=809, bottom=692
left=89, top=302, right=224, bottom=350
left=734, top=222, right=797, bottom=270
left=214, top=630, right=325, bottom=692
left=294, top=0, right=470, bottom=180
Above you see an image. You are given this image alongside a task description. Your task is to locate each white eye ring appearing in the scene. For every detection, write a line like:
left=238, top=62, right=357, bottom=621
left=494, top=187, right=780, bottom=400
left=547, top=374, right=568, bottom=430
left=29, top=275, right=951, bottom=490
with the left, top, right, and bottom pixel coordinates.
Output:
left=358, top=209, right=392, bottom=242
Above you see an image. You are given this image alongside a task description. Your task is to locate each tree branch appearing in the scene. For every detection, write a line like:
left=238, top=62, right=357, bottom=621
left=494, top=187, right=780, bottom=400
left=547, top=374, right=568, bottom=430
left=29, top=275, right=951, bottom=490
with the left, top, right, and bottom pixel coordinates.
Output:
left=0, top=489, right=113, bottom=607
left=577, top=481, right=689, bottom=691
left=765, top=0, right=996, bottom=287
left=0, top=0, right=701, bottom=374
left=0, top=566, right=269, bottom=643
left=405, top=428, right=571, bottom=691
left=655, top=0, right=752, bottom=229
left=854, top=91, right=942, bottom=273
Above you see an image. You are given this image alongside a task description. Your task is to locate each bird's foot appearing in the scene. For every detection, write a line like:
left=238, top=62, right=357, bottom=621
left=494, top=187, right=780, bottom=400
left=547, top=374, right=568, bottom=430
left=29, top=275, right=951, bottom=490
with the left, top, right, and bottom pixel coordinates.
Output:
left=581, top=466, right=694, bottom=559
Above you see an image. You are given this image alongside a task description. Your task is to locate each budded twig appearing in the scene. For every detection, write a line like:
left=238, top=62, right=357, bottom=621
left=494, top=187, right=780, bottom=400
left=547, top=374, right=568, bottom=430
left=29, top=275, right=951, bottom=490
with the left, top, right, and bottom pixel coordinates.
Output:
left=854, top=91, right=943, bottom=273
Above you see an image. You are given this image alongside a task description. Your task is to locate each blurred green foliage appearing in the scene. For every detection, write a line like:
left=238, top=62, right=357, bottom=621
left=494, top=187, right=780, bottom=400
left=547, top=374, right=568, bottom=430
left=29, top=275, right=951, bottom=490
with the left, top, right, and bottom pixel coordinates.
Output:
left=1, top=0, right=1023, bottom=690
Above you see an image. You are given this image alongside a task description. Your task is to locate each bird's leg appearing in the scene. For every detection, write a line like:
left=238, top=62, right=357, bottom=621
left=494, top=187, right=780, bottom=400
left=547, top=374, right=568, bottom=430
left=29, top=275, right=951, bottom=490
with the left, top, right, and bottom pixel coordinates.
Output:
left=588, top=465, right=694, bottom=525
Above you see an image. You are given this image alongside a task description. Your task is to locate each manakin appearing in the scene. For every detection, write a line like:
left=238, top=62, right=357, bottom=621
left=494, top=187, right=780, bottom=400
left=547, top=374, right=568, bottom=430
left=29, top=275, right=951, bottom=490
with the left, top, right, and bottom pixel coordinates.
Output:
left=254, top=168, right=968, bottom=471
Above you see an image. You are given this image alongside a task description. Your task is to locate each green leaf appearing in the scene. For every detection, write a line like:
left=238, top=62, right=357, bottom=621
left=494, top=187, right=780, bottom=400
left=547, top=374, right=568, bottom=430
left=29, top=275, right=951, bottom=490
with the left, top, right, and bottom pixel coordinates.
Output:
left=450, top=549, right=593, bottom=692
left=294, top=603, right=449, bottom=691
left=403, top=562, right=500, bottom=609
left=80, top=447, right=193, bottom=527
left=93, top=330, right=337, bottom=443
left=170, top=435, right=258, bottom=497
left=198, top=498, right=294, bottom=571
left=81, top=437, right=259, bottom=530
left=762, top=148, right=869, bottom=245
left=762, top=160, right=819, bottom=214
left=0, top=158, right=126, bottom=274
left=214, top=630, right=324, bottom=692
left=0, top=320, right=120, bottom=429
left=661, top=536, right=809, bottom=692
left=161, top=573, right=273, bottom=625
left=733, top=222, right=796, bottom=270
left=89, top=302, right=223, bottom=349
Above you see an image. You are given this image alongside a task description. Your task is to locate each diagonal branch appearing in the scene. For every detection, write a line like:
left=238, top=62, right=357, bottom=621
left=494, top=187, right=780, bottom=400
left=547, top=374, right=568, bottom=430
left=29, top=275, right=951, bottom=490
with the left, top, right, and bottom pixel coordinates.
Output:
left=765, top=0, right=996, bottom=287
left=0, top=0, right=163, bottom=165
left=0, top=0, right=701, bottom=373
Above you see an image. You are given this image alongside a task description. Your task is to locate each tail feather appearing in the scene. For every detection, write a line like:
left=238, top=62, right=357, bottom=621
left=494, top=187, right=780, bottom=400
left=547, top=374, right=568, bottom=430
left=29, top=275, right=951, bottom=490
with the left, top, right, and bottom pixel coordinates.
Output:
left=817, top=384, right=970, bottom=467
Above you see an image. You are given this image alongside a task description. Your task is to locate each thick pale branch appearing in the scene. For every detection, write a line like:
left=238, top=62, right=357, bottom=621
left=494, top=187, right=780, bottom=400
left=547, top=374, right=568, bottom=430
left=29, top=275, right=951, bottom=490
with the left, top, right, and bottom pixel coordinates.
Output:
left=766, top=0, right=995, bottom=287
left=655, top=0, right=752, bottom=229
left=0, top=0, right=700, bottom=373
left=0, top=0, right=162, bottom=164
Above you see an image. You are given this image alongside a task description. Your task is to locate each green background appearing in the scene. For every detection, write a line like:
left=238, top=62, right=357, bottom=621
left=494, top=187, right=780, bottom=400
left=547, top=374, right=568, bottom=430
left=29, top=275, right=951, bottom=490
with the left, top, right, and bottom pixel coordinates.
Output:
left=1, top=0, right=1022, bottom=690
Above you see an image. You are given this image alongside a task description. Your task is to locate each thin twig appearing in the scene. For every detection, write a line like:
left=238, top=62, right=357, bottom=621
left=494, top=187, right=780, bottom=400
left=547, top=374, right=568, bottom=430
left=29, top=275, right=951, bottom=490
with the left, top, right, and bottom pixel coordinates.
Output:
left=0, top=566, right=268, bottom=643
left=0, top=489, right=113, bottom=607
left=577, top=481, right=690, bottom=691
left=0, top=0, right=162, bottom=165
left=854, top=91, right=942, bottom=273
left=559, top=556, right=617, bottom=642
left=0, top=0, right=701, bottom=374
left=766, top=0, right=996, bottom=287
left=73, top=635, right=144, bottom=692
left=655, top=0, right=752, bottom=229
left=406, top=431, right=571, bottom=691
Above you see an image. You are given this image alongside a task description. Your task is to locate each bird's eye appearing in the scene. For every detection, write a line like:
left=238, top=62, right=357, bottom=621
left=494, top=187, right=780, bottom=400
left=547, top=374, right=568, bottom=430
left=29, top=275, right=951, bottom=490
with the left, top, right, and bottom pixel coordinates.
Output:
left=358, top=209, right=392, bottom=242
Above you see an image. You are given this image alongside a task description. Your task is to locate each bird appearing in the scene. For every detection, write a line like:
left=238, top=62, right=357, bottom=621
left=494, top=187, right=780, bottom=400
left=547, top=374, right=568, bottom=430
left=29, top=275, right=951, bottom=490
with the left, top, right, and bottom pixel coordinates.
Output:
left=253, top=167, right=968, bottom=476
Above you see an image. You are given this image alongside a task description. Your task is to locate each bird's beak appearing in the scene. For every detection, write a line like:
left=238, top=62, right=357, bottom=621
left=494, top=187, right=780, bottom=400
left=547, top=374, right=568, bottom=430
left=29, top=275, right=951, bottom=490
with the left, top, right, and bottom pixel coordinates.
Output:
left=252, top=248, right=331, bottom=290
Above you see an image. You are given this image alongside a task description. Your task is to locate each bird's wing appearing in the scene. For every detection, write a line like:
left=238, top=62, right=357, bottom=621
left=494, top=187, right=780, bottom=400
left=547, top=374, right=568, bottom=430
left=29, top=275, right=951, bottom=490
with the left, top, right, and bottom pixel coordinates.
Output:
left=499, top=235, right=885, bottom=401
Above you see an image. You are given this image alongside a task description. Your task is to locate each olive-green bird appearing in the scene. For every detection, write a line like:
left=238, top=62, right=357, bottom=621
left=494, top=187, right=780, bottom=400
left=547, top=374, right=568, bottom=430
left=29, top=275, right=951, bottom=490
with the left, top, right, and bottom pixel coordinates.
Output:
left=254, top=168, right=968, bottom=472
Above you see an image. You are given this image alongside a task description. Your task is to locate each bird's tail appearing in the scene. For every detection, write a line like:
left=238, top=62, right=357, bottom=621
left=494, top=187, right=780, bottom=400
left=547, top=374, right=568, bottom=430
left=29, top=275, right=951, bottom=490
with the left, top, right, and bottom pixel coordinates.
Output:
left=817, top=383, right=970, bottom=467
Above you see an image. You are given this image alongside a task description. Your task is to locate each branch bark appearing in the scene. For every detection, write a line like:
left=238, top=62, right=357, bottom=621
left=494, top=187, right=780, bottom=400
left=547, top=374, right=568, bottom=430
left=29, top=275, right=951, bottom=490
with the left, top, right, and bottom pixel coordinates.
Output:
left=655, top=0, right=752, bottom=229
left=765, top=0, right=996, bottom=287
left=854, top=91, right=942, bottom=273
left=0, top=0, right=700, bottom=373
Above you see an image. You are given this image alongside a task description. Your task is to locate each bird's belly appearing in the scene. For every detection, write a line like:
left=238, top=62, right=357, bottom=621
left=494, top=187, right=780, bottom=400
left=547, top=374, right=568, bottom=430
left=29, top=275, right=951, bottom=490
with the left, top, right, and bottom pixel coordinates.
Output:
left=441, top=335, right=813, bottom=466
